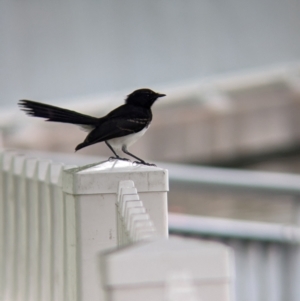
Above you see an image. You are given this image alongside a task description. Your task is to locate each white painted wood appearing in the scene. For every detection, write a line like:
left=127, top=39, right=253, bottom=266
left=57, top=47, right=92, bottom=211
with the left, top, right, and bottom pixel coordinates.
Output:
left=50, top=163, right=66, bottom=301
left=1, top=151, right=171, bottom=301
left=4, top=149, right=300, bottom=301
left=64, top=192, right=78, bottom=301
left=26, top=157, right=40, bottom=301
left=117, top=180, right=157, bottom=244
left=38, top=160, right=52, bottom=301
left=13, top=155, right=27, bottom=301
left=117, top=180, right=139, bottom=246
left=165, top=272, right=198, bottom=301
left=101, top=237, right=234, bottom=301
left=62, top=159, right=169, bottom=301
left=0, top=153, right=78, bottom=301
left=2, top=151, right=17, bottom=301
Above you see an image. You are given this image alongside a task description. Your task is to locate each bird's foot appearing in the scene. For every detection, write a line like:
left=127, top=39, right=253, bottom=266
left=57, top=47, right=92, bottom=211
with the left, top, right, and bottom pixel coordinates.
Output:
left=109, top=156, right=130, bottom=161
left=133, top=160, right=156, bottom=167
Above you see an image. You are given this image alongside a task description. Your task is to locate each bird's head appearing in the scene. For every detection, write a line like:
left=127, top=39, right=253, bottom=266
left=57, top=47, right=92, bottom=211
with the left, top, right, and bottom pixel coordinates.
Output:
left=125, top=88, right=166, bottom=108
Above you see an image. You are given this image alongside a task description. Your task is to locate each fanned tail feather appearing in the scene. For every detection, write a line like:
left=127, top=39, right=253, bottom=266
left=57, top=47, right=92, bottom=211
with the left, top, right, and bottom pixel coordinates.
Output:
left=18, top=99, right=98, bottom=125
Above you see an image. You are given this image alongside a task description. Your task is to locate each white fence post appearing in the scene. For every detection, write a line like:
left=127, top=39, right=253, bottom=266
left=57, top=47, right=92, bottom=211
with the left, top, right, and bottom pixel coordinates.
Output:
left=62, top=160, right=169, bottom=301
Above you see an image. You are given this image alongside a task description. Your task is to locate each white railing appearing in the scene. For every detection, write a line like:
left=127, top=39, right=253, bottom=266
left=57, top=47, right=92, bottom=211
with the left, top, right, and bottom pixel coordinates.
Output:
left=162, top=161, right=300, bottom=301
left=169, top=213, right=300, bottom=301
left=0, top=150, right=234, bottom=301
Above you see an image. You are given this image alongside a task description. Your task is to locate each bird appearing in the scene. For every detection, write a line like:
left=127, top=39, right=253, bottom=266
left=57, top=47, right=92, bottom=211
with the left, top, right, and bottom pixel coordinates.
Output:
left=18, top=88, right=166, bottom=165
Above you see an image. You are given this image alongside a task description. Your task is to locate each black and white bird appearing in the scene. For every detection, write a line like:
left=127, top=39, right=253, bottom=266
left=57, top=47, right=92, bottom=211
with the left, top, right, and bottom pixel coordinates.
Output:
left=18, top=88, right=166, bottom=165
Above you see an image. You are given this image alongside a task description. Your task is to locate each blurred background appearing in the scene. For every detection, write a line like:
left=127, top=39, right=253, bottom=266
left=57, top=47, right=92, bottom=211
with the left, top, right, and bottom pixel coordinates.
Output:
left=2, top=0, right=300, bottom=220
left=1, top=1, right=300, bottom=299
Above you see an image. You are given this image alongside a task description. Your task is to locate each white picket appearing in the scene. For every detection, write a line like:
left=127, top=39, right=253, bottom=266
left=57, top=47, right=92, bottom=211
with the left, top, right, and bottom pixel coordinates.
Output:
left=2, top=152, right=17, bottom=301
left=13, top=155, right=27, bottom=301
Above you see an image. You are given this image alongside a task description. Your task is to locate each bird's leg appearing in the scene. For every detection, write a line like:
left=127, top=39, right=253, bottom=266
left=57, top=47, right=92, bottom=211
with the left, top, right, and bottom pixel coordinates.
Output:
left=105, top=141, right=130, bottom=161
left=121, top=146, right=156, bottom=166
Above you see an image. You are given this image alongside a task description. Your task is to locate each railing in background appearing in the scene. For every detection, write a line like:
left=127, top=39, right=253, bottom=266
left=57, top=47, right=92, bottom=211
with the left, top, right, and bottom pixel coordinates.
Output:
left=161, top=162, right=300, bottom=301
left=170, top=213, right=300, bottom=301
left=1, top=150, right=234, bottom=301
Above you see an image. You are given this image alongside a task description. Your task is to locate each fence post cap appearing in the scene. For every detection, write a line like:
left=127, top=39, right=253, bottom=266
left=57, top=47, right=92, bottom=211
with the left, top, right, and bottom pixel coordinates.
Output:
left=62, top=160, right=169, bottom=194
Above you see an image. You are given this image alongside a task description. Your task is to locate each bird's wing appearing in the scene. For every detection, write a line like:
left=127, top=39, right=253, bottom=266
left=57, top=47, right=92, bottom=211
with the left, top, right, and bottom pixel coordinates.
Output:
left=75, top=106, right=151, bottom=151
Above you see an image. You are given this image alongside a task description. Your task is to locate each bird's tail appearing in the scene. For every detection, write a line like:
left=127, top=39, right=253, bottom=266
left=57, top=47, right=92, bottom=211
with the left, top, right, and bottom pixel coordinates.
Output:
left=18, top=100, right=98, bottom=125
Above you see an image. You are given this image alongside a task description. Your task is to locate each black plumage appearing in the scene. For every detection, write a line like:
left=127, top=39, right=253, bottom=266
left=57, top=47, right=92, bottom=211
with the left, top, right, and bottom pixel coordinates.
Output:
left=19, top=88, right=166, bottom=165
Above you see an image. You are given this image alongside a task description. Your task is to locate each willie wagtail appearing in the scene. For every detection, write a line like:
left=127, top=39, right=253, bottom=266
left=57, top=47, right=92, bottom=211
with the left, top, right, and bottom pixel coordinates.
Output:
left=18, top=88, right=166, bottom=165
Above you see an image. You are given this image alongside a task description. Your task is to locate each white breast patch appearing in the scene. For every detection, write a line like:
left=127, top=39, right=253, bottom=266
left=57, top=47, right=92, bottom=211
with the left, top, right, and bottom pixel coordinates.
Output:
left=107, top=126, right=149, bottom=150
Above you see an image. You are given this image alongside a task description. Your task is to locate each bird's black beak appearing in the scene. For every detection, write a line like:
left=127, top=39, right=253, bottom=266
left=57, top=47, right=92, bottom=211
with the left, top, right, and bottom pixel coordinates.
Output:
left=156, top=93, right=166, bottom=98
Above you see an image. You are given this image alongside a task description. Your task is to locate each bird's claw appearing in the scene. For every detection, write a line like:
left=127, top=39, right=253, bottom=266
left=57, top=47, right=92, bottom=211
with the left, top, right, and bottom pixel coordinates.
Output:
left=133, top=160, right=156, bottom=166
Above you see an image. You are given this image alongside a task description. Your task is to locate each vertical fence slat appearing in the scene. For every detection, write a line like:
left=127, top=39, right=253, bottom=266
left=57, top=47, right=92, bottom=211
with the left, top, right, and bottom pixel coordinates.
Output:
left=290, top=197, right=300, bottom=301
left=287, top=245, right=300, bottom=301
left=246, top=241, right=266, bottom=301
left=26, top=157, right=40, bottom=301
left=227, top=239, right=246, bottom=301
left=38, top=160, right=52, bottom=301
left=50, top=163, right=66, bottom=301
left=3, top=152, right=17, bottom=301
left=226, top=237, right=290, bottom=301
left=13, top=155, right=27, bottom=301
left=266, top=243, right=284, bottom=301
left=64, top=192, right=78, bottom=301
left=63, top=164, right=80, bottom=301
